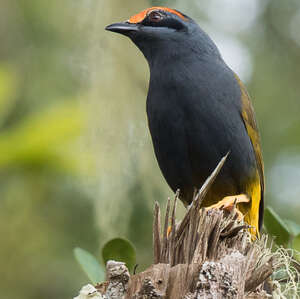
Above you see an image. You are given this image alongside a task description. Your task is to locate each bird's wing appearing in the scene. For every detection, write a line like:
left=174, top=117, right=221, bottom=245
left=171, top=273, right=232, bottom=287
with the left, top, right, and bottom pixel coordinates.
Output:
left=235, top=74, right=265, bottom=230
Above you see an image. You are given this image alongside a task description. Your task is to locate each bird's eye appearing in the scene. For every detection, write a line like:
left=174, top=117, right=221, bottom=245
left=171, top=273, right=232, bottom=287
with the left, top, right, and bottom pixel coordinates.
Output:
left=148, top=11, right=163, bottom=23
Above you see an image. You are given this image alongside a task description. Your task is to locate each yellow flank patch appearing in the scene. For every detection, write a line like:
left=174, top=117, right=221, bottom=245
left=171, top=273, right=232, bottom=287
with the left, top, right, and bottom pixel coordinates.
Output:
left=128, top=7, right=186, bottom=24
left=242, top=179, right=261, bottom=237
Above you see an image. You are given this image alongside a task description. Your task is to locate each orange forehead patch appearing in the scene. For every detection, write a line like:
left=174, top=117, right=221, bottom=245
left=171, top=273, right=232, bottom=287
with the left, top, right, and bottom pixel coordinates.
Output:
left=128, top=7, right=186, bottom=24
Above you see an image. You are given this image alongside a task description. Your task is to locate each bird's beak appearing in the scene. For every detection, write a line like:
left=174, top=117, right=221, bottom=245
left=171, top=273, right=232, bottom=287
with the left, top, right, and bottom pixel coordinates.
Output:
left=105, top=22, right=139, bottom=35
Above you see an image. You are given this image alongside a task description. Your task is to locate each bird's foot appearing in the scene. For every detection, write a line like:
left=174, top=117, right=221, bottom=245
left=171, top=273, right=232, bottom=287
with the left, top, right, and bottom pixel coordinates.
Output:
left=167, top=225, right=172, bottom=237
left=205, top=194, right=250, bottom=221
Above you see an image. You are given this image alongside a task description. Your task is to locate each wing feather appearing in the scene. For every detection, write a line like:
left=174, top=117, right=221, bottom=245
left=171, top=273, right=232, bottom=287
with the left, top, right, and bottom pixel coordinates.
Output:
left=235, top=74, right=265, bottom=230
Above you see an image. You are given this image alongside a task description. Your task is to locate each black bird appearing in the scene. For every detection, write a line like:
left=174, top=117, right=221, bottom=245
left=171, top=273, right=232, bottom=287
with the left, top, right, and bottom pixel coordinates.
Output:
left=106, top=7, right=264, bottom=235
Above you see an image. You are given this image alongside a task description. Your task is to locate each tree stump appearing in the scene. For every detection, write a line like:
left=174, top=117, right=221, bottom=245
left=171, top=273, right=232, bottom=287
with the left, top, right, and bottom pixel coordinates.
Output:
left=75, top=156, right=288, bottom=298
left=91, top=156, right=278, bottom=298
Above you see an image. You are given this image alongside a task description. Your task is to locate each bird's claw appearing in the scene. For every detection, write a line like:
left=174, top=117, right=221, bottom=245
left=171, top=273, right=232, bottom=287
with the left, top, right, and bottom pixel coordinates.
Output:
left=205, top=194, right=250, bottom=221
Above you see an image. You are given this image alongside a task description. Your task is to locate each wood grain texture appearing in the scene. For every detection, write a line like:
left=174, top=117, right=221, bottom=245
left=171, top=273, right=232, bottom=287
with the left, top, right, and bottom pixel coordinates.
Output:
left=95, top=156, right=276, bottom=298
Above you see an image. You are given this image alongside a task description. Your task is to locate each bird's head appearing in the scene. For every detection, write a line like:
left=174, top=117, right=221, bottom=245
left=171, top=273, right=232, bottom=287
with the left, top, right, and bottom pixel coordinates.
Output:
left=105, top=7, right=220, bottom=63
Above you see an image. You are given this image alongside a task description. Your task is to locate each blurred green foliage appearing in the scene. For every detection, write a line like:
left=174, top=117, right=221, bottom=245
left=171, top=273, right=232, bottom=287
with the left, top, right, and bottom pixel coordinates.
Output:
left=264, top=207, right=300, bottom=255
left=74, top=238, right=135, bottom=285
left=74, top=247, right=105, bottom=284
left=102, top=238, right=136, bottom=272
left=264, top=207, right=291, bottom=247
left=0, top=0, right=300, bottom=298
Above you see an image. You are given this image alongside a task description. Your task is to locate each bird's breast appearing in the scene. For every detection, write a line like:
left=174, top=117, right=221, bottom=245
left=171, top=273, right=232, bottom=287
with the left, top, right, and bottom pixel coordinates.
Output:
left=146, top=59, right=258, bottom=204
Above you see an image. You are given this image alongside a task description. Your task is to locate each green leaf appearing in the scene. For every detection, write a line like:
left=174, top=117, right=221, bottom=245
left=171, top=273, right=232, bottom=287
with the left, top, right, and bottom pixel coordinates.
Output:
left=73, top=247, right=105, bottom=284
left=0, top=102, right=84, bottom=171
left=285, top=219, right=300, bottom=237
left=292, top=235, right=300, bottom=254
left=0, top=65, right=18, bottom=126
left=264, top=207, right=290, bottom=246
left=102, top=238, right=136, bottom=272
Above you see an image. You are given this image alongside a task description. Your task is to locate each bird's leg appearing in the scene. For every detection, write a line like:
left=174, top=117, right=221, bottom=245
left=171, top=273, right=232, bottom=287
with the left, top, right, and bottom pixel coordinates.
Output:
left=205, top=194, right=250, bottom=221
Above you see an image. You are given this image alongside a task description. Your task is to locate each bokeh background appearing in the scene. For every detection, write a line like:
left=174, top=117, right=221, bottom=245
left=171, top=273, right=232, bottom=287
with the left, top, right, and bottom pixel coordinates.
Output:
left=1, top=0, right=300, bottom=298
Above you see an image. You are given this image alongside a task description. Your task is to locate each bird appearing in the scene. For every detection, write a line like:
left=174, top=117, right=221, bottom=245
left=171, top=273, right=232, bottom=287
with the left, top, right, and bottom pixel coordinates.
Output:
left=106, top=7, right=264, bottom=235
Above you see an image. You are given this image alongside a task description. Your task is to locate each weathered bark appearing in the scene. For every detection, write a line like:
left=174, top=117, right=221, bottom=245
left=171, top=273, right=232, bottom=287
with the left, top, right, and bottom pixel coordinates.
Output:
left=89, top=156, right=277, bottom=298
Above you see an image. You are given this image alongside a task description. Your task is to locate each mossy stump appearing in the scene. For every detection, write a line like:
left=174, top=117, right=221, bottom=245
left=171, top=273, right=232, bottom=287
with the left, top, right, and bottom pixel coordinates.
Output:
left=94, top=157, right=277, bottom=298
